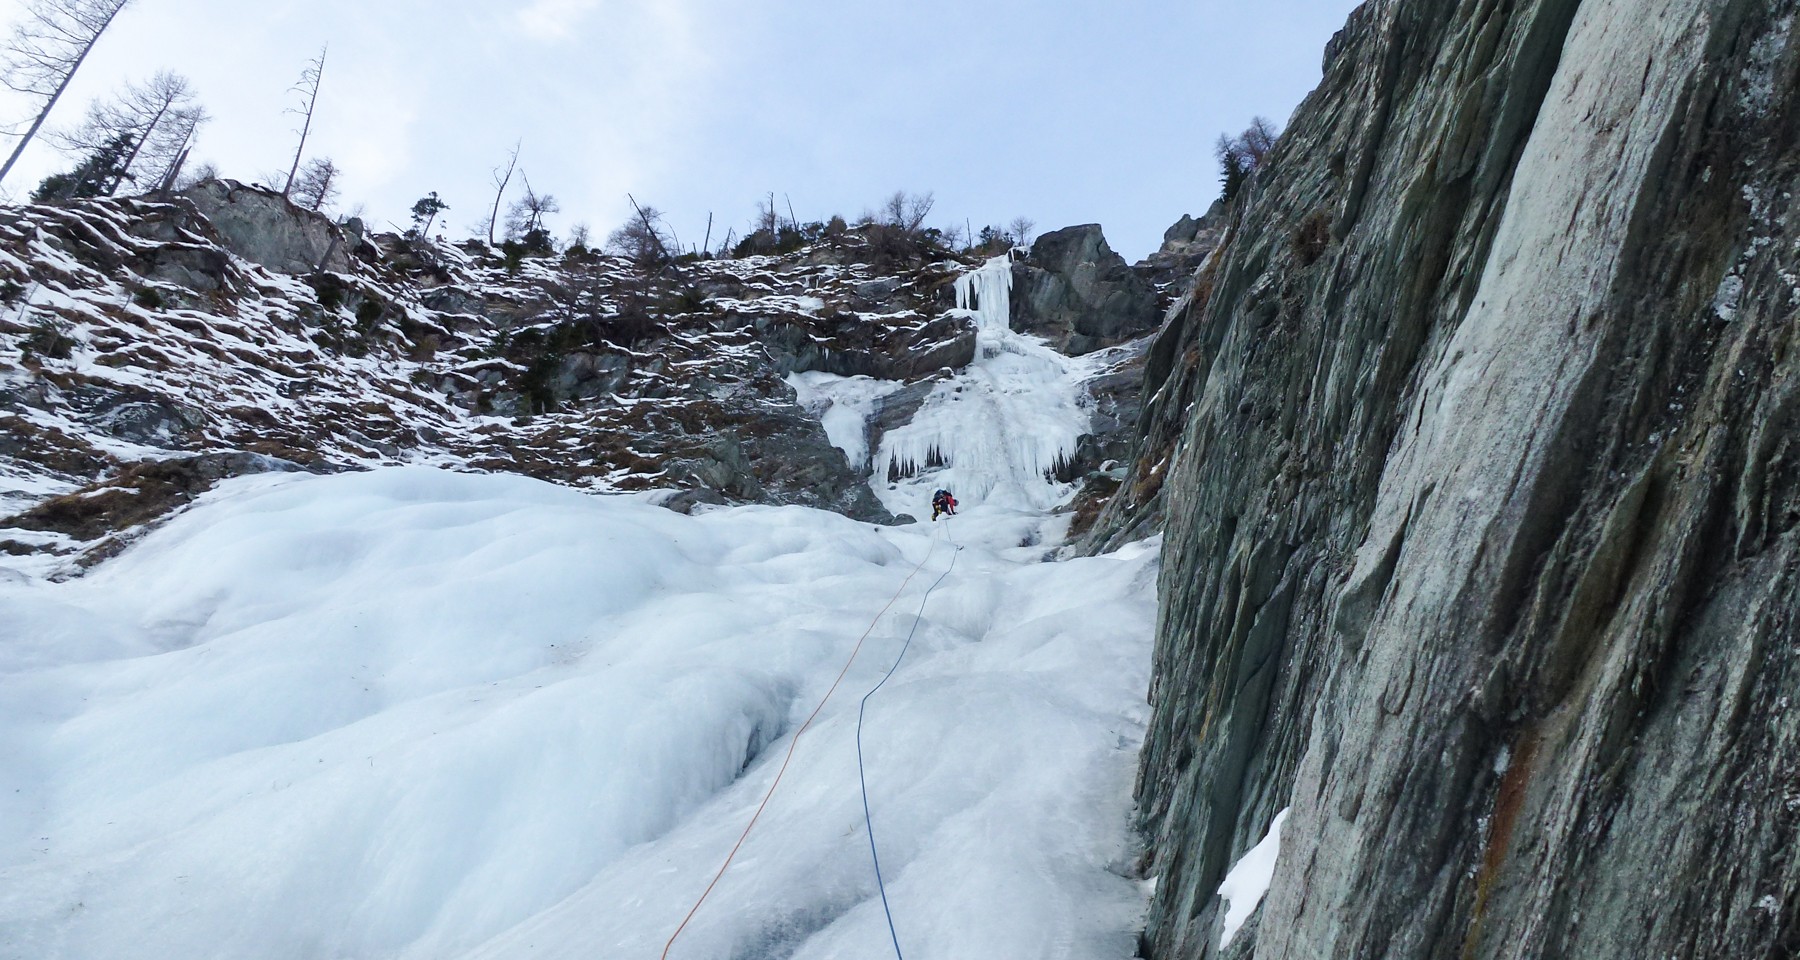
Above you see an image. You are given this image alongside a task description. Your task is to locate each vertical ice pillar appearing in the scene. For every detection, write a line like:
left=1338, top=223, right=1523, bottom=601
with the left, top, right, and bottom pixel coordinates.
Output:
left=953, top=254, right=1013, bottom=334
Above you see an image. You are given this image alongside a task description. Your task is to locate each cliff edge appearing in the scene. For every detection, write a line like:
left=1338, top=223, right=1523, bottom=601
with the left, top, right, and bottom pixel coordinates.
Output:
left=1119, top=1, right=1800, bottom=957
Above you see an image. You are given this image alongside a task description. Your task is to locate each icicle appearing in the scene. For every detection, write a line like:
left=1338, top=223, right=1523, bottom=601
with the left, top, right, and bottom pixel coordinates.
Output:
left=952, top=254, right=1013, bottom=333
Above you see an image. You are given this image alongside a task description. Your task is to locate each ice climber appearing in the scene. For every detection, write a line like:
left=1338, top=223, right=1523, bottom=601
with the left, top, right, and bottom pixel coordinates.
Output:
left=931, top=489, right=957, bottom=521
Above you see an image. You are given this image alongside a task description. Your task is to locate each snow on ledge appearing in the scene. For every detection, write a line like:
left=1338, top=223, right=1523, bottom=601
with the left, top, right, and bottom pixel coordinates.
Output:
left=1217, top=807, right=1290, bottom=949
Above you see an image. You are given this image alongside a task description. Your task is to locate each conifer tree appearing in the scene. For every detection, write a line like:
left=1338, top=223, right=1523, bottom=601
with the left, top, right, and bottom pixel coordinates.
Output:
left=409, top=192, right=449, bottom=239
left=32, top=130, right=134, bottom=201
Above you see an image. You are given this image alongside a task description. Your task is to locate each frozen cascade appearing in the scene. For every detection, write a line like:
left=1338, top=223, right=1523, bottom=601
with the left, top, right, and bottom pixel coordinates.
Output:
left=955, top=251, right=1013, bottom=333
left=873, top=254, right=1094, bottom=515
left=786, top=371, right=902, bottom=472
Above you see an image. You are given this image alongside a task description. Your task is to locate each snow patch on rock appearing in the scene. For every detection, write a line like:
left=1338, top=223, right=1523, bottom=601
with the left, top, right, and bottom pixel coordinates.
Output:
left=1217, top=807, right=1290, bottom=949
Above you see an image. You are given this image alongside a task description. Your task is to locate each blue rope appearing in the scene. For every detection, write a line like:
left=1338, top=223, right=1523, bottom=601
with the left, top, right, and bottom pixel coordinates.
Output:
left=856, top=521, right=960, bottom=960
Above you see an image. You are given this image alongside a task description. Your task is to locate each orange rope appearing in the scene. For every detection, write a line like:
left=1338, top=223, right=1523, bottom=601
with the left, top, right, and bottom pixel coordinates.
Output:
left=659, top=526, right=944, bottom=959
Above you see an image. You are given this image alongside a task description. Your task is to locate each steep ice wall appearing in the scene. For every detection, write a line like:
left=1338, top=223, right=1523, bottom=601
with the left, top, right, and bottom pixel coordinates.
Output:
left=1120, top=0, right=1800, bottom=957
left=871, top=256, right=1095, bottom=514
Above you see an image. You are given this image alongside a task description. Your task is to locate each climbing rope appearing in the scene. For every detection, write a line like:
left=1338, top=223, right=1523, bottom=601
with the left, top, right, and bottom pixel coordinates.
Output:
left=660, top=522, right=947, bottom=960
left=856, top=518, right=961, bottom=960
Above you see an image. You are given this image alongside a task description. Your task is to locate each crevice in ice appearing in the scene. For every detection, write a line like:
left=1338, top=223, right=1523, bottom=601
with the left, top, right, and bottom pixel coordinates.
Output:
left=726, top=894, right=863, bottom=960
left=737, top=712, right=789, bottom=777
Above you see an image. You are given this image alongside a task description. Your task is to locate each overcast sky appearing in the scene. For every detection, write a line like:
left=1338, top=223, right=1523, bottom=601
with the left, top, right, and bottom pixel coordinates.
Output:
left=0, top=0, right=1363, bottom=260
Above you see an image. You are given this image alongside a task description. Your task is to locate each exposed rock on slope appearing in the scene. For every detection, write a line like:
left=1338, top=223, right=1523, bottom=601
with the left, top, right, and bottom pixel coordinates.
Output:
left=0, top=187, right=1146, bottom=576
left=1109, top=1, right=1800, bottom=957
left=0, top=189, right=1011, bottom=566
left=183, top=180, right=353, bottom=274
left=1011, top=224, right=1161, bottom=354
left=1133, top=204, right=1224, bottom=291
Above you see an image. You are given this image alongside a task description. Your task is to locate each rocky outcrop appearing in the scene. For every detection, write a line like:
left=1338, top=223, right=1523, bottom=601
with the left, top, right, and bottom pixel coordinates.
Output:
left=181, top=180, right=350, bottom=274
left=1133, top=204, right=1224, bottom=291
left=660, top=397, right=893, bottom=523
left=754, top=311, right=976, bottom=380
left=1, top=195, right=999, bottom=560
left=1011, top=224, right=1161, bottom=354
left=1116, top=1, right=1800, bottom=958
left=1060, top=338, right=1156, bottom=544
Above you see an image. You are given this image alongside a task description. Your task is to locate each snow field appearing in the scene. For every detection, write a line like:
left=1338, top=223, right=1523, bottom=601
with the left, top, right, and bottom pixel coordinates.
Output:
left=0, top=467, right=1159, bottom=959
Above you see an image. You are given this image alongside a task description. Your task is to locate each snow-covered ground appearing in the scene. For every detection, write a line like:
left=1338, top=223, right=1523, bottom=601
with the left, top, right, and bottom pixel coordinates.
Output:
left=0, top=255, right=1162, bottom=960
left=0, top=470, right=1157, bottom=959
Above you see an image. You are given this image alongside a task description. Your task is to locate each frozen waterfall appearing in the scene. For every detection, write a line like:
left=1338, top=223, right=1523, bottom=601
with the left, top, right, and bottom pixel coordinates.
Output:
left=872, top=254, right=1093, bottom=515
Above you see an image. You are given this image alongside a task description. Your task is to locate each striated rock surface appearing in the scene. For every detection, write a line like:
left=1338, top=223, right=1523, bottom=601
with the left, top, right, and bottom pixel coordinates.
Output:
left=181, top=180, right=351, bottom=274
left=1110, top=1, right=1800, bottom=958
left=1011, top=223, right=1161, bottom=354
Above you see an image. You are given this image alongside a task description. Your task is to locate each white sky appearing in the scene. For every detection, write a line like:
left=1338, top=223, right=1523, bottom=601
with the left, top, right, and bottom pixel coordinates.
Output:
left=0, top=0, right=1363, bottom=260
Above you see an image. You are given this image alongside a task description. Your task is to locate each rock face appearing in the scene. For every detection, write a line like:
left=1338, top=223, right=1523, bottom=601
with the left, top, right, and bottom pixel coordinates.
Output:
left=181, top=180, right=350, bottom=274
left=755, top=311, right=976, bottom=380
left=1113, top=1, right=1800, bottom=958
left=1134, top=204, right=1224, bottom=291
left=1011, top=224, right=1161, bottom=354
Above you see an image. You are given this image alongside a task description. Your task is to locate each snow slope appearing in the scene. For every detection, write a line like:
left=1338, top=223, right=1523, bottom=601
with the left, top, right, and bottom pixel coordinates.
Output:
left=0, top=466, right=1158, bottom=959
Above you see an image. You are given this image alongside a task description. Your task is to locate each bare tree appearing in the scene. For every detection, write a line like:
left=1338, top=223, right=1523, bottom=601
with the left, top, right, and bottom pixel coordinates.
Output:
left=53, top=71, right=207, bottom=194
left=504, top=172, right=558, bottom=247
left=484, top=140, right=519, bottom=245
left=882, top=190, right=935, bottom=232
left=143, top=107, right=204, bottom=192
left=1007, top=216, right=1035, bottom=248
left=1240, top=116, right=1279, bottom=166
left=279, top=46, right=327, bottom=202
left=0, top=0, right=133, bottom=188
left=605, top=195, right=673, bottom=266
left=1216, top=116, right=1281, bottom=202
left=154, top=145, right=189, bottom=194
left=1217, top=117, right=1280, bottom=172
left=881, top=191, right=906, bottom=227
left=566, top=222, right=590, bottom=250
left=754, top=193, right=778, bottom=235
left=288, top=156, right=340, bottom=211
